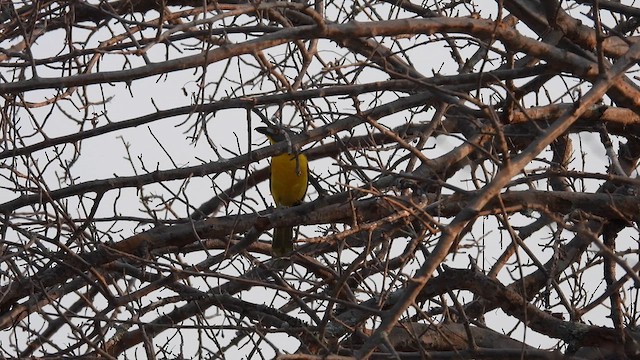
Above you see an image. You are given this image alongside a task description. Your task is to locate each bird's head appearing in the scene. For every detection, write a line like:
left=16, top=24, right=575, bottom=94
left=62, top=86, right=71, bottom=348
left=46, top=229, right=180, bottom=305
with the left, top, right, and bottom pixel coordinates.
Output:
left=256, top=126, right=296, bottom=144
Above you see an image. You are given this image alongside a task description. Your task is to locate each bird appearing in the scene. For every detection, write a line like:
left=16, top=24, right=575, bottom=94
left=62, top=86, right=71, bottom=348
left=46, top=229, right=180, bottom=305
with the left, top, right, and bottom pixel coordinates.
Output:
left=256, top=126, right=309, bottom=257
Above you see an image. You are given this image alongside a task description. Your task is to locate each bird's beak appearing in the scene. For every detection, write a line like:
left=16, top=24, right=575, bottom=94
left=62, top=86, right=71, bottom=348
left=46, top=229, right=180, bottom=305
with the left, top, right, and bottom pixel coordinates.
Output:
left=256, top=126, right=280, bottom=139
left=255, top=127, right=274, bottom=136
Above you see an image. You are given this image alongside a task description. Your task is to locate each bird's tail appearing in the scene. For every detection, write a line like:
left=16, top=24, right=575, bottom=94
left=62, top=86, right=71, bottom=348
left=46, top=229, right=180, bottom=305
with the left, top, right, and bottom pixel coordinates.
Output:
left=272, top=227, right=294, bottom=257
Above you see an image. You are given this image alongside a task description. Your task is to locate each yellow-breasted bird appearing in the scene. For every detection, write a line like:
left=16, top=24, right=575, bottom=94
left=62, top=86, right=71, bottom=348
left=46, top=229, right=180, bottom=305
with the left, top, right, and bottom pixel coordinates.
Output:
left=257, top=126, right=309, bottom=257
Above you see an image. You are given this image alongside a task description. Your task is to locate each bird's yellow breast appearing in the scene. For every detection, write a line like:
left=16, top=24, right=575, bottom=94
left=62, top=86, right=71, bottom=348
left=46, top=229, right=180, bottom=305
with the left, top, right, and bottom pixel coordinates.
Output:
left=270, top=152, right=308, bottom=207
